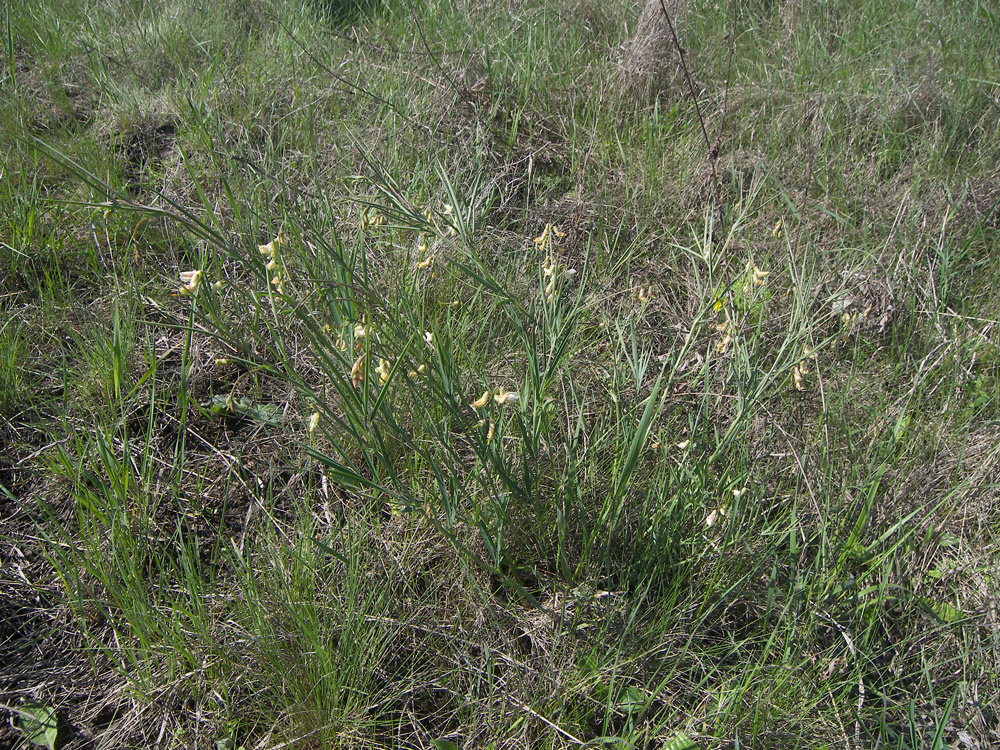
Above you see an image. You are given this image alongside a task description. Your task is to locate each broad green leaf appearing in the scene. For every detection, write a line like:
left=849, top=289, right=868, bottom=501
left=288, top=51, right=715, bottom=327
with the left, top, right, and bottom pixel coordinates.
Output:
left=16, top=702, right=58, bottom=750
left=661, top=733, right=697, bottom=750
left=920, top=596, right=963, bottom=623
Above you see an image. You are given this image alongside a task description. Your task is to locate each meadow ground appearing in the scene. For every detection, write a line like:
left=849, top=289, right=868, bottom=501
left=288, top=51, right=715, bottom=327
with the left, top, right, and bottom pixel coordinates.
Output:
left=1, top=0, right=999, bottom=748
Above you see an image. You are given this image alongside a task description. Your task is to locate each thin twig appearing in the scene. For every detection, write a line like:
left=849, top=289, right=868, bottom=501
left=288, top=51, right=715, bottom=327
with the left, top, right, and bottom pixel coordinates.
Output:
left=406, top=0, right=463, bottom=98
left=269, top=11, right=426, bottom=132
left=658, top=0, right=722, bottom=218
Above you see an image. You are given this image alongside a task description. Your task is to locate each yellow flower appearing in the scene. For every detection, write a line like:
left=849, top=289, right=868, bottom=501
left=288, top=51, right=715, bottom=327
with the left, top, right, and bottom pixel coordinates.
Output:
left=212, top=280, right=224, bottom=290
left=375, top=358, right=391, bottom=386
left=676, top=439, right=693, bottom=451
left=408, top=363, right=427, bottom=377
left=417, top=255, right=434, bottom=269
left=705, top=506, right=727, bottom=528
left=486, top=420, right=496, bottom=443
left=259, top=233, right=285, bottom=258
left=493, top=388, right=519, bottom=406
left=772, top=219, right=783, bottom=238
left=752, top=266, right=770, bottom=287
left=354, top=323, right=367, bottom=339
left=793, top=365, right=805, bottom=391
left=360, top=209, right=384, bottom=229
left=350, top=353, right=366, bottom=388
left=716, top=332, right=732, bottom=354
left=424, top=331, right=434, bottom=346
left=179, top=270, right=202, bottom=296
left=470, top=390, right=491, bottom=409
left=308, top=412, right=320, bottom=434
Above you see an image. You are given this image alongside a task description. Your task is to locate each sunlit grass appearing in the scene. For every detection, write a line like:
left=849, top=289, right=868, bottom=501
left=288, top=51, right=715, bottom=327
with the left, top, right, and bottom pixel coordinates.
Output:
left=1, top=0, right=998, bottom=748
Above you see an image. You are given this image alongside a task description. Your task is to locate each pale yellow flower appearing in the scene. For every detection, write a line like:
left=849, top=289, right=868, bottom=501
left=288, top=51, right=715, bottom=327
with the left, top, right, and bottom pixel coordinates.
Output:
left=350, top=354, right=365, bottom=388
left=752, top=266, right=770, bottom=287
left=493, top=388, right=519, bottom=406
left=793, top=365, right=805, bottom=391
left=470, top=390, right=491, bottom=409
left=705, top=506, right=727, bottom=528
left=676, top=439, right=693, bottom=451
left=354, top=323, right=367, bottom=339
left=772, top=219, right=783, bottom=238
left=212, top=280, right=224, bottom=290
left=308, top=412, right=320, bottom=434
left=424, top=331, right=434, bottom=346
left=417, top=255, right=434, bottom=269
left=360, top=209, right=385, bottom=230
left=487, top=420, right=496, bottom=443
left=375, top=358, right=391, bottom=386
left=258, top=233, right=285, bottom=258
left=179, top=270, right=202, bottom=296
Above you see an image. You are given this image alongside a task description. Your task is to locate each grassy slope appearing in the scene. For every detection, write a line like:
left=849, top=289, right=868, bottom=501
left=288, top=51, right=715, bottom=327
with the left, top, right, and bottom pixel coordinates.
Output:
left=1, top=0, right=998, bottom=748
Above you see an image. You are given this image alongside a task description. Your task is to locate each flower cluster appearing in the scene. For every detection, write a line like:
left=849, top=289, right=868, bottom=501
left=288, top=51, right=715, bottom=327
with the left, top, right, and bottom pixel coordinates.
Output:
left=792, top=347, right=817, bottom=392
left=259, top=232, right=289, bottom=294
left=468, top=386, right=518, bottom=445
left=359, top=209, right=386, bottom=230
left=470, top=387, right=520, bottom=410
left=178, top=270, right=202, bottom=297
left=741, top=263, right=770, bottom=297
left=714, top=319, right=732, bottom=354
left=535, top=224, right=573, bottom=301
